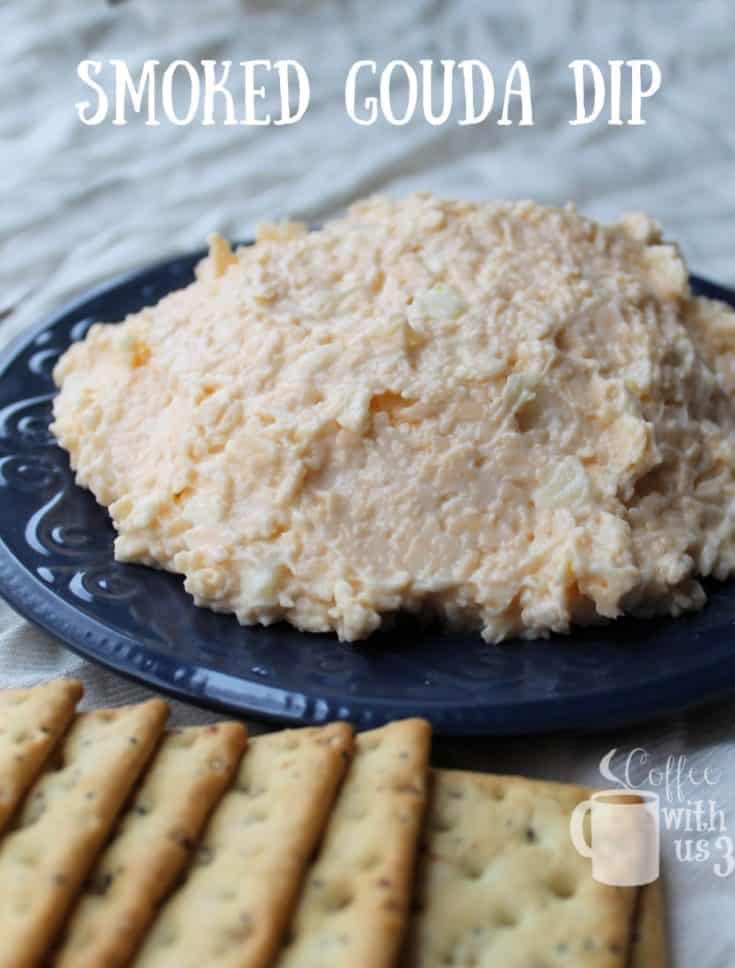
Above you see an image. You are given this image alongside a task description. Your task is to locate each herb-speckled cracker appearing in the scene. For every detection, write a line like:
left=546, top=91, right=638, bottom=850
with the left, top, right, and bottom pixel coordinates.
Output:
left=134, top=721, right=354, bottom=968
left=0, top=680, right=83, bottom=834
left=54, top=721, right=248, bottom=968
left=0, top=699, right=168, bottom=968
left=277, top=718, right=431, bottom=968
left=401, top=770, right=639, bottom=968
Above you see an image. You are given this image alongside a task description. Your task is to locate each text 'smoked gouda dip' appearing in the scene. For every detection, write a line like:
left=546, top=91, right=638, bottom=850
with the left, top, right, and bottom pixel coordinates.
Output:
left=52, top=196, right=735, bottom=642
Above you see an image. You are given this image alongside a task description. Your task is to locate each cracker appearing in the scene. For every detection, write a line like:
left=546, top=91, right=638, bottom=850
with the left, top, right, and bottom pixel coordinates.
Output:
left=277, top=718, right=431, bottom=968
left=631, top=879, right=668, bottom=968
left=54, top=721, right=248, bottom=968
left=0, top=699, right=168, bottom=968
left=401, top=770, right=639, bottom=968
left=134, top=721, right=354, bottom=968
left=0, top=680, right=83, bottom=834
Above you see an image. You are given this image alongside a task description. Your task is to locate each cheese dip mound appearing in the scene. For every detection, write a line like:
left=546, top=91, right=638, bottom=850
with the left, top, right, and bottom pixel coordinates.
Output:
left=52, top=196, right=735, bottom=642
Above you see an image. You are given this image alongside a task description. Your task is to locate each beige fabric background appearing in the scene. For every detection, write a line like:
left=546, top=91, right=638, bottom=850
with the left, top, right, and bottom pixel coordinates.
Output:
left=2, top=2, right=735, bottom=964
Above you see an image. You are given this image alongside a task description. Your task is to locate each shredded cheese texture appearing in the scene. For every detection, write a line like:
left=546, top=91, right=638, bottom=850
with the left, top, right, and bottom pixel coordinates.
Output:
left=52, top=196, right=735, bottom=642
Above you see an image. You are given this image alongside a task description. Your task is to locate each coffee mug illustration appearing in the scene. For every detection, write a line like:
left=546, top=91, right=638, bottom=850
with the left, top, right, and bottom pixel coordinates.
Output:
left=569, top=789, right=660, bottom=886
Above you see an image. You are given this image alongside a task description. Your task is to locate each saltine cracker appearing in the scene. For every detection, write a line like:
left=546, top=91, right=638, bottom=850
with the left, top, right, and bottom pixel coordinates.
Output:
left=277, top=718, right=431, bottom=968
left=135, top=721, right=354, bottom=968
left=0, top=680, right=83, bottom=834
left=55, top=721, right=248, bottom=967
left=0, top=700, right=168, bottom=968
left=401, top=770, right=639, bottom=968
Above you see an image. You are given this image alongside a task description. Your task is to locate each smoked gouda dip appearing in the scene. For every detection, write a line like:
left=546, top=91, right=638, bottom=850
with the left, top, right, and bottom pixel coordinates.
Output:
left=52, top=196, right=735, bottom=642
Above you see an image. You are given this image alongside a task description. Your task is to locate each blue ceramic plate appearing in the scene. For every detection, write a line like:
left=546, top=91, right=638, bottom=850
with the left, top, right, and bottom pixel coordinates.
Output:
left=2, top=253, right=735, bottom=735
